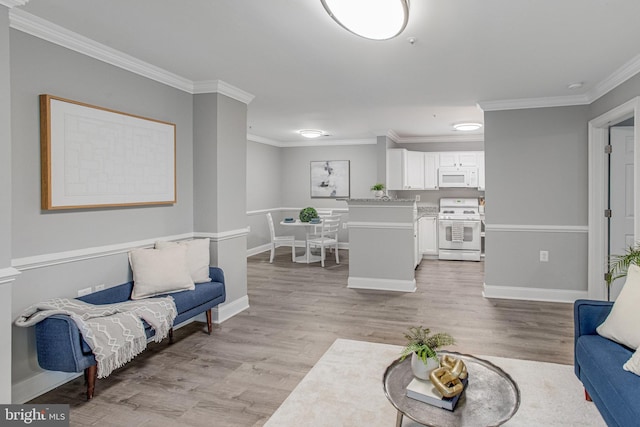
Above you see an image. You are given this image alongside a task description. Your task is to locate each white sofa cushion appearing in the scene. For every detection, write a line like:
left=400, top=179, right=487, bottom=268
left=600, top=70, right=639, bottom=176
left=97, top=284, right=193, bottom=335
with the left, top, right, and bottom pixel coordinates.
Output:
left=129, top=245, right=194, bottom=300
left=624, top=348, right=640, bottom=376
left=597, top=264, right=640, bottom=350
left=155, top=238, right=211, bottom=283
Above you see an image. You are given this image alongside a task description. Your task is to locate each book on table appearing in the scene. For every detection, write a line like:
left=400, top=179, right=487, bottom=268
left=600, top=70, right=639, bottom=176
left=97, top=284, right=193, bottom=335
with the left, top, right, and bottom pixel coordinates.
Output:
left=406, top=376, right=468, bottom=411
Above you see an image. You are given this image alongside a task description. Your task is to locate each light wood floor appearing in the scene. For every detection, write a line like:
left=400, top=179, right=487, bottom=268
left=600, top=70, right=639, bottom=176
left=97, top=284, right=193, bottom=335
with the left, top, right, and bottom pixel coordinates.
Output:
left=31, top=250, right=575, bottom=426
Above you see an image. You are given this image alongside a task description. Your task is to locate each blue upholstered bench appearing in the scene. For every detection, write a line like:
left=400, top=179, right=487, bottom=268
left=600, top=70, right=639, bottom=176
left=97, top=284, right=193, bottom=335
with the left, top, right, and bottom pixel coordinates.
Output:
left=34, top=267, right=225, bottom=399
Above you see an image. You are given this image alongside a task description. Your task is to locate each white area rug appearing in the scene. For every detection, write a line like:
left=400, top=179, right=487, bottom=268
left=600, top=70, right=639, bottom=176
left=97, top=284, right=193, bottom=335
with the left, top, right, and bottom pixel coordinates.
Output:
left=265, top=339, right=605, bottom=427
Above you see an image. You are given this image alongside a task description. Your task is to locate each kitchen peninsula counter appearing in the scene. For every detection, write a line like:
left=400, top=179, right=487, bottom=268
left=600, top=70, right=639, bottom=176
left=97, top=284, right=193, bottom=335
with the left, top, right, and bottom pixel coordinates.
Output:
left=345, top=199, right=417, bottom=292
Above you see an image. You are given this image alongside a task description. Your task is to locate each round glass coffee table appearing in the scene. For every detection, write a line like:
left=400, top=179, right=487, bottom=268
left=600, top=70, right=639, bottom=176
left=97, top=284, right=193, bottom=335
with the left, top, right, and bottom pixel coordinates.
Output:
left=383, top=352, right=520, bottom=427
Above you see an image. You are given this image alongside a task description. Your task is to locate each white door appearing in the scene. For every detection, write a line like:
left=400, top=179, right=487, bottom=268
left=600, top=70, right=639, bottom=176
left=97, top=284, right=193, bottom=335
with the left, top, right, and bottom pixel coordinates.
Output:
left=609, top=126, right=635, bottom=300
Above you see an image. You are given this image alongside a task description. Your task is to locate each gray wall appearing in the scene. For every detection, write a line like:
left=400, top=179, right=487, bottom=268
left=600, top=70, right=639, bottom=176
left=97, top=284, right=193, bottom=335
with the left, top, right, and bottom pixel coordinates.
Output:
left=246, top=141, right=282, bottom=250
left=245, top=142, right=378, bottom=252
left=11, top=31, right=194, bottom=258
left=0, top=5, right=13, bottom=404
left=483, top=105, right=590, bottom=294
left=8, top=30, right=205, bottom=399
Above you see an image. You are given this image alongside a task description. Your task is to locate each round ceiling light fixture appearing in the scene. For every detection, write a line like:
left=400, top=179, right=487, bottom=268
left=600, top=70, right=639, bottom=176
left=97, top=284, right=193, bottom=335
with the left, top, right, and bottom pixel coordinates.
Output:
left=321, top=0, right=410, bottom=41
left=453, top=123, right=483, bottom=132
left=298, top=129, right=325, bottom=139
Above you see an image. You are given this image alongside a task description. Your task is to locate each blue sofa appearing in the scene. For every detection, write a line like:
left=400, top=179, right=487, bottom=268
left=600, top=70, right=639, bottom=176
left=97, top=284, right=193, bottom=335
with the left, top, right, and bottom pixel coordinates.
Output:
left=34, top=267, right=226, bottom=399
left=574, top=299, right=640, bottom=427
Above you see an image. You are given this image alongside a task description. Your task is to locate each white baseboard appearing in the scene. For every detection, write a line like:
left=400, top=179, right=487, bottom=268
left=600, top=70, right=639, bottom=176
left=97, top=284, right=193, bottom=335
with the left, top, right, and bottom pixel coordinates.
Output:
left=482, top=283, right=587, bottom=303
left=347, top=276, right=416, bottom=293
left=213, top=295, right=250, bottom=323
left=12, top=370, right=82, bottom=404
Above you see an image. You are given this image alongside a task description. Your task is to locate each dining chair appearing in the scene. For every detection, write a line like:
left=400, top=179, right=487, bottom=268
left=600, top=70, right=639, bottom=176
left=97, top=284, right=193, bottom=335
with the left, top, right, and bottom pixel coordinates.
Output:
left=306, top=215, right=340, bottom=267
left=266, top=212, right=295, bottom=263
left=314, top=209, right=334, bottom=243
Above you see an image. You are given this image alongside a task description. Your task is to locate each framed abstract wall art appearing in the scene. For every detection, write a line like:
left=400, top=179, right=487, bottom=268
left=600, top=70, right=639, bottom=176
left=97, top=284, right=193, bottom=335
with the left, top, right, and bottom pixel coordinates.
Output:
left=40, top=94, right=176, bottom=210
left=310, top=160, right=350, bottom=198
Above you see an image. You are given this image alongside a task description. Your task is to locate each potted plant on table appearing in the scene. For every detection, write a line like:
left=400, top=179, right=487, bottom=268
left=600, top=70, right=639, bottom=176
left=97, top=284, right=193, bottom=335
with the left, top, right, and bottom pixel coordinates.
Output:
left=606, top=242, right=640, bottom=301
left=400, top=326, right=455, bottom=380
left=299, top=207, right=319, bottom=223
left=370, top=183, right=385, bottom=199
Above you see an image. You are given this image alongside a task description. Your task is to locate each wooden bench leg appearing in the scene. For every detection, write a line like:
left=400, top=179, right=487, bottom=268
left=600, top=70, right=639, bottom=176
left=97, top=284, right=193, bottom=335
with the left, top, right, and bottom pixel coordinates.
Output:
left=168, top=328, right=174, bottom=344
left=585, top=389, right=592, bottom=401
left=85, top=365, right=97, bottom=400
left=206, top=309, right=213, bottom=335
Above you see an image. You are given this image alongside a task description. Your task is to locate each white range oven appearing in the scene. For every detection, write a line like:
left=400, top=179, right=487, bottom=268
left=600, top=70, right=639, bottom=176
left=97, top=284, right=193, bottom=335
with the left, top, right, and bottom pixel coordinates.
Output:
left=438, top=198, right=482, bottom=261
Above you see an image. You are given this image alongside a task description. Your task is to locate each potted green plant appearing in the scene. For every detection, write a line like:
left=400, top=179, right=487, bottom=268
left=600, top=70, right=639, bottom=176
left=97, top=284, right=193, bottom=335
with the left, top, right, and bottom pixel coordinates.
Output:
left=299, top=207, right=319, bottom=223
left=606, top=243, right=640, bottom=301
left=400, top=326, right=454, bottom=380
left=371, top=183, right=385, bottom=199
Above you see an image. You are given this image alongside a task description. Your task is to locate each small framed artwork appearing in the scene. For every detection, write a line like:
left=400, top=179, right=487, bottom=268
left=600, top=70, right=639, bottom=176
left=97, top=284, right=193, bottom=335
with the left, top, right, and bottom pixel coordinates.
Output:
left=310, top=160, right=350, bottom=198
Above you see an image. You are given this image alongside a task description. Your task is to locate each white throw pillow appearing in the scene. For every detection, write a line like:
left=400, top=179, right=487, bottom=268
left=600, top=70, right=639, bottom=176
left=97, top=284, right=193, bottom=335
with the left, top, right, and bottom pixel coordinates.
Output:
left=596, top=264, right=640, bottom=350
left=129, top=245, right=195, bottom=300
left=155, top=239, right=211, bottom=283
left=624, top=348, right=640, bottom=376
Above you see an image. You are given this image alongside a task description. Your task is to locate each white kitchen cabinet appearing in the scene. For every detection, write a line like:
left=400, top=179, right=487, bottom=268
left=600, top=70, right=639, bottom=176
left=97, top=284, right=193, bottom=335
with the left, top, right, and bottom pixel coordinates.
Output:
left=423, top=153, right=439, bottom=190
left=418, top=216, right=438, bottom=256
left=477, top=152, right=485, bottom=191
left=387, top=149, right=424, bottom=190
left=407, top=151, right=425, bottom=189
left=439, top=152, right=478, bottom=167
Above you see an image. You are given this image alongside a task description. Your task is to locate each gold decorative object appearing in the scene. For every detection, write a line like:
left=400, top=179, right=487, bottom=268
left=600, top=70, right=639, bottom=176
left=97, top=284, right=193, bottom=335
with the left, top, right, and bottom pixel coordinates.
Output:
left=429, top=356, right=468, bottom=398
left=441, top=354, right=468, bottom=380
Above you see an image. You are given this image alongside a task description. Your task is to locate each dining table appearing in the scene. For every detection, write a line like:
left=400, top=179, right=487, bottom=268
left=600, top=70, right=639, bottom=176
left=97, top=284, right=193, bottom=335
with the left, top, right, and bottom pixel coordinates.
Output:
left=280, top=219, right=323, bottom=263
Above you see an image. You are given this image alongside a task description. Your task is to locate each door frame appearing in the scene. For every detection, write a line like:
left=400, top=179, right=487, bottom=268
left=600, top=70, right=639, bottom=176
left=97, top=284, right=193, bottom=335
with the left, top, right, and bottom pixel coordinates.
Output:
left=588, top=96, right=640, bottom=300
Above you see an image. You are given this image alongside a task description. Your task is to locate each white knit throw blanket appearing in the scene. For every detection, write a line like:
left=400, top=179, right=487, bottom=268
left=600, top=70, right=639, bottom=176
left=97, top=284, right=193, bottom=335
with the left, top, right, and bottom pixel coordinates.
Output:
left=16, top=297, right=177, bottom=378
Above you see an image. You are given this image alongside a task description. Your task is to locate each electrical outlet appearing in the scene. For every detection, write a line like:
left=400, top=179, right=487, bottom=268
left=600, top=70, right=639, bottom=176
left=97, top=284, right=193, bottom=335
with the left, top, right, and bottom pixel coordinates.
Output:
left=415, top=195, right=420, bottom=202
left=95, top=284, right=105, bottom=291
left=539, top=250, right=549, bottom=262
left=342, top=222, right=348, bottom=229
left=77, top=287, right=92, bottom=297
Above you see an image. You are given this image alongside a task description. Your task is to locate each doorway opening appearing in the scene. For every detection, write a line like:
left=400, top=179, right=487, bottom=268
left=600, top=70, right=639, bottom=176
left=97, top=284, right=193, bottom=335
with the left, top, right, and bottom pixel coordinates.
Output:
left=588, top=97, right=640, bottom=300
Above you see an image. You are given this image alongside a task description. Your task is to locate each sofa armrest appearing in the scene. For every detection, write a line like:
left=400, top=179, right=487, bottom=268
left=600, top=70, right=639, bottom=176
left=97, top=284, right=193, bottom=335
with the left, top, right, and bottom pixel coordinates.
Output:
left=208, top=267, right=225, bottom=285
left=34, top=315, right=96, bottom=373
left=574, top=299, right=613, bottom=338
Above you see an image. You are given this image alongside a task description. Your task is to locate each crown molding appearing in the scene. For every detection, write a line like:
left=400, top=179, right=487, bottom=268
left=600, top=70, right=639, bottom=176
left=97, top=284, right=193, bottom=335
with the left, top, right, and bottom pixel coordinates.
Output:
left=247, top=134, right=283, bottom=147
left=193, top=80, right=255, bottom=104
left=386, top=129, right=482, bottom=143
left=247, top=134, right=376, bottom=148
left=8, top=9, right=255, bottom=103
left=395, top=134, right=484, bottom=143
left=478, top=52, right=640, bottom=112
left=282, top=137, right=376, bottom=148
left=10, top=9, right=194, bottom=92
left=0, top=0, right=29, bottom=8
left=586, top=52, right=640, bottom=103
left=477, top=94, right=590, bottom=112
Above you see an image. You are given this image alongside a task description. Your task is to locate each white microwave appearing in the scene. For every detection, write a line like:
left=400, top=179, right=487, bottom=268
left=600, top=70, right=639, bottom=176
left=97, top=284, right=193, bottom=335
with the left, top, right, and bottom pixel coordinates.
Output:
left=438, top=167, right=478, bottom=188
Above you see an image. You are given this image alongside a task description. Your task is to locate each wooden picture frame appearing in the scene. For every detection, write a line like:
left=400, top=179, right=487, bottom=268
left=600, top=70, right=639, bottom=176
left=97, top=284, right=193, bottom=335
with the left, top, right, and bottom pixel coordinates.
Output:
left=310, top=160, right=350, bottom=198
left=40, top=94, right=177, bottom=210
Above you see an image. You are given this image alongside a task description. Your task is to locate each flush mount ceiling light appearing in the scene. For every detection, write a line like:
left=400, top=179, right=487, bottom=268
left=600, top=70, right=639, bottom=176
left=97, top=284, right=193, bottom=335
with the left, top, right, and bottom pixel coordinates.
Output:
left=453, top=123, right=483, bottom=132
left=299, top=129, right=325, bottom=139
left=321, top=0, right=410, bottom=41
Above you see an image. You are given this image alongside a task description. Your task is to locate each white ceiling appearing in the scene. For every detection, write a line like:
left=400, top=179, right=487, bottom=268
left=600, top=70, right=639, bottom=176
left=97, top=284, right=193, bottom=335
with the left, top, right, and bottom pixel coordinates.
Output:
left=17, top=0, right=640, bottom=144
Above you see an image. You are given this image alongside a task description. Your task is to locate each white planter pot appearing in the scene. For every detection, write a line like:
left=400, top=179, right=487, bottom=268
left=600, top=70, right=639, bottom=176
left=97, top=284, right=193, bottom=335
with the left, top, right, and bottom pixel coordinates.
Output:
left=374, top=190, right=384, bottom=199
left=410, top=352, right=440, bottom=380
